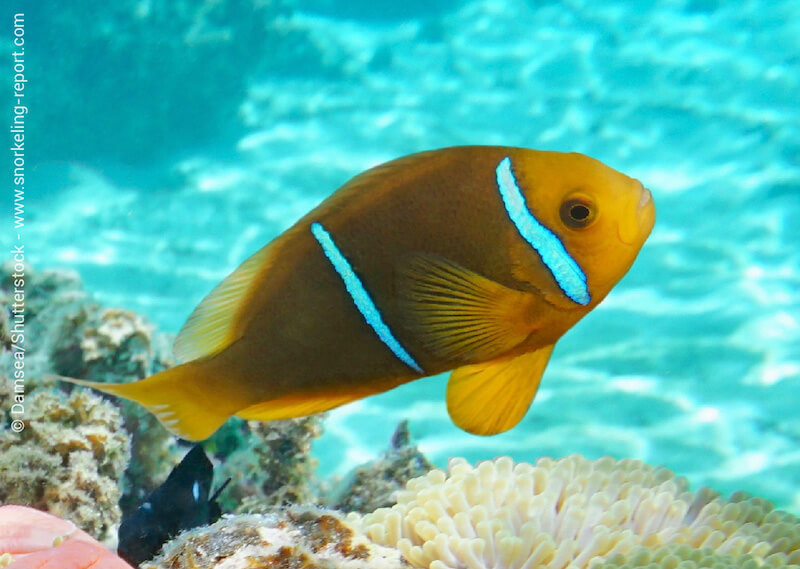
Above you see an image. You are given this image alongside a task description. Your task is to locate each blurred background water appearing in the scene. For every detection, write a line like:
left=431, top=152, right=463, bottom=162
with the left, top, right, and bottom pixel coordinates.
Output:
left=5, top=0, right=799, bottom=510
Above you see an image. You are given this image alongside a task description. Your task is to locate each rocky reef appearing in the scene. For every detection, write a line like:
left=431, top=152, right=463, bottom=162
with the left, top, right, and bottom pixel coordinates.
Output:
left=0, top=262, right=181, bottom=513
left=4, top=263, right=799, bottom=569
left=0, top=264, right=345, bottom=544
left=0, top=389, right=130, bottom=545
left=0, top=261, right=173, bottom=391
left=215, top=418, right=432, bottom=515
left=220, top=416, right=326, bottom=513
left=143, top=508, right=408, bottom=569
left=335, top=421, right=433, bottom=514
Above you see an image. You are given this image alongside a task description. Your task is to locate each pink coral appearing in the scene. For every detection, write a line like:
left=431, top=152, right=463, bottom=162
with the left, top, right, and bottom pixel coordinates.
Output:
left=0, top=505, right=133, bottom=569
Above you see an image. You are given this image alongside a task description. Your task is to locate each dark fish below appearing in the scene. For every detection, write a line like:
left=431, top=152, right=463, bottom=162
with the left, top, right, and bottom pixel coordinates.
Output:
left=117, top=445, right=228, bottom=566
left=60, top=146, right=655, bottom=440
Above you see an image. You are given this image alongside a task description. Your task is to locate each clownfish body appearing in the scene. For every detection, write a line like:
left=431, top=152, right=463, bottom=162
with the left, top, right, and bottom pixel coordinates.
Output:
left=63, top=146, right=655, bottom=440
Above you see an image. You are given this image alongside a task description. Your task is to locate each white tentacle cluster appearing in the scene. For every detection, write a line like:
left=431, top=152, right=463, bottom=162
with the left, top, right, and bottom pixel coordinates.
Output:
left=352, top=455, right=798, bottom=569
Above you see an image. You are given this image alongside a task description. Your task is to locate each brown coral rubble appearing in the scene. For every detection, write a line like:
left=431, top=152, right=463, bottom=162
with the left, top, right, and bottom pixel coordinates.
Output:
left=144, top=509, right=408, bottom=569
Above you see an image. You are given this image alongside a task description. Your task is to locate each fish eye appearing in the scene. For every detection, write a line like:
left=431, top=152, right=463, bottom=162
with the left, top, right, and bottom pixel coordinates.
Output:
left=560, top=196, right=596, bottom=229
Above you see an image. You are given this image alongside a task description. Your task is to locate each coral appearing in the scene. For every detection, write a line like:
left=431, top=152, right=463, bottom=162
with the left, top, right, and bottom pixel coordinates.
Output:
left=0, top=262, right=173, bottom=389
left=218, top=416, right=325, bottom=512
left=336, top=421, right=434, bottom=513
left=0, top=505, right=134, bottom=569
left=75, top=307, right=182, bottom=513
left=144, top=508, right=408, bottom=569
left=0, top=390, right=130, bottom=546
left=353, top=455, right=800, bottom=569
left=0, top=261, right=96, bottom=384
left=0, top=261, right=181, bottom=513
left=80, top=308, right=156, bottom=382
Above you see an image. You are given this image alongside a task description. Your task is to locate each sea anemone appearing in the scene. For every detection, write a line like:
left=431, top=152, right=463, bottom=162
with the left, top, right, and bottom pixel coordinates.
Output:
left=596, top=544, right=790, bottom=569
left=0, top=505, right=133, bottom=569
left=353, top=455, right=800, bottom=569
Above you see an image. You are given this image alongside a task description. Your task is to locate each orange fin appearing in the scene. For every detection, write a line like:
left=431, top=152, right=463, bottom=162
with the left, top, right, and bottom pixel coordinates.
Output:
left=446, top=344, right=555, bottom=435
left=173, top=244, right=273, bottom=362
left=236, top=394, right=362, bottom=421
left=53, top=363, right=243, bottom=441
left=399, top=254, right=537, bottom=363
left=236, top=378, right=403, bottom=421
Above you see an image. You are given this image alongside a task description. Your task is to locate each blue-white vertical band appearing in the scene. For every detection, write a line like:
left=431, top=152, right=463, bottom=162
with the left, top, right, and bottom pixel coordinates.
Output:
left=310, top=222, right=425, bottom=373
left=495, top=157, right=590, bottom=305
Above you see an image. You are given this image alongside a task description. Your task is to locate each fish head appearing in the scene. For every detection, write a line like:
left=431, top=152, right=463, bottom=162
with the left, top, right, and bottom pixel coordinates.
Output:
left=511, top=150, right=656, bottom=306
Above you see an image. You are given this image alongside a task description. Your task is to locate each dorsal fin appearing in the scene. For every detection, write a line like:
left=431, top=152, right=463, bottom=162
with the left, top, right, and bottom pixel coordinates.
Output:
left=173, top=151, right=446, bottom=364
left=298, top=149, right=451, bottom=222
left=173, top=244, right=273, bottom=362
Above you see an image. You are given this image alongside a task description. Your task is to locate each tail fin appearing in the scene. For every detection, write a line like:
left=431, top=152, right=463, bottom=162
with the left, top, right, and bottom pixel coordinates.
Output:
left=55, top=362, right=240, bottom=441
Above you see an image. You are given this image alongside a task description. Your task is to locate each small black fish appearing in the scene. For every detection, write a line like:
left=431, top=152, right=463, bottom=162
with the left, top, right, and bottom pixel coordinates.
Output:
left=118, top=444, right=229, bottom=567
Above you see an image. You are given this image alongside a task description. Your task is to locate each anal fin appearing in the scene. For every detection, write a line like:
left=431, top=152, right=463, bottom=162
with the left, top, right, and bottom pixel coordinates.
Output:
left=235, top=394, right=361, bottom=421
left=399, top=254, right=538, bottom=364
left=235, top=378, right=403, bottom=421
left=446, top=344, right=555, bottom=436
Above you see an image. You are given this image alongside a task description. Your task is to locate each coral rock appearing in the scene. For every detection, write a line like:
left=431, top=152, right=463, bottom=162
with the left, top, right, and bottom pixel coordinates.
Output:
left=0, top=262, right=180, bottom=515
left=219, top=416, right=325, bottom=512
left=0, top=390, right=130, bottom=545
left=144, top=508, right=409, bottom=569
left=0, top=262, right=173, bottom=389
left=0, top=262, right=95, bottom=384
left=337, top=421, right=433, bottom=514
left=80, top=308, right=155, bottom=382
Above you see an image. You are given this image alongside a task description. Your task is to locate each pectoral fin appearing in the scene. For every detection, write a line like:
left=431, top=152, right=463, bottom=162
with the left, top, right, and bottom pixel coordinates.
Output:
left=399, top=254, right=538, bottom=363
left=446, top=344, right=555, bottom=435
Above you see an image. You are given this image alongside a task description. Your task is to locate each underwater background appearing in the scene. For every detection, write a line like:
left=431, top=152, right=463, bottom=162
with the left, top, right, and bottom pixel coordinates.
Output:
left=3, top=0, right=799, bottom=518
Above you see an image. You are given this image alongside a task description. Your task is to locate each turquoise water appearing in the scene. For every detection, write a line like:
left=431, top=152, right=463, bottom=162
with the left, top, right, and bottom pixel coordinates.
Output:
left=16, top=0, right=800, bottom=511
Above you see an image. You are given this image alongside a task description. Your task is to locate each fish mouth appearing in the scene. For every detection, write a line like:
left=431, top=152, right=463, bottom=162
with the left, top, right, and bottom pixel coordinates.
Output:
left=618, top=184, right=655, bottom=245
left=638, top=187, right=656, bottom=234
left=638, top=187, right=652, bottom=210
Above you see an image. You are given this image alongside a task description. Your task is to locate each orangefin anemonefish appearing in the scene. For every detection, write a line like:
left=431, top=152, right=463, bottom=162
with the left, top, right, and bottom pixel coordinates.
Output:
left=60, top=146, right=655, bottom=440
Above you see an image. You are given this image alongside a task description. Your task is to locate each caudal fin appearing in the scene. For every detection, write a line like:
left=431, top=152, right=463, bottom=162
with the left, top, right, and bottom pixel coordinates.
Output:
left=55, top=362, right=240, bottom=441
